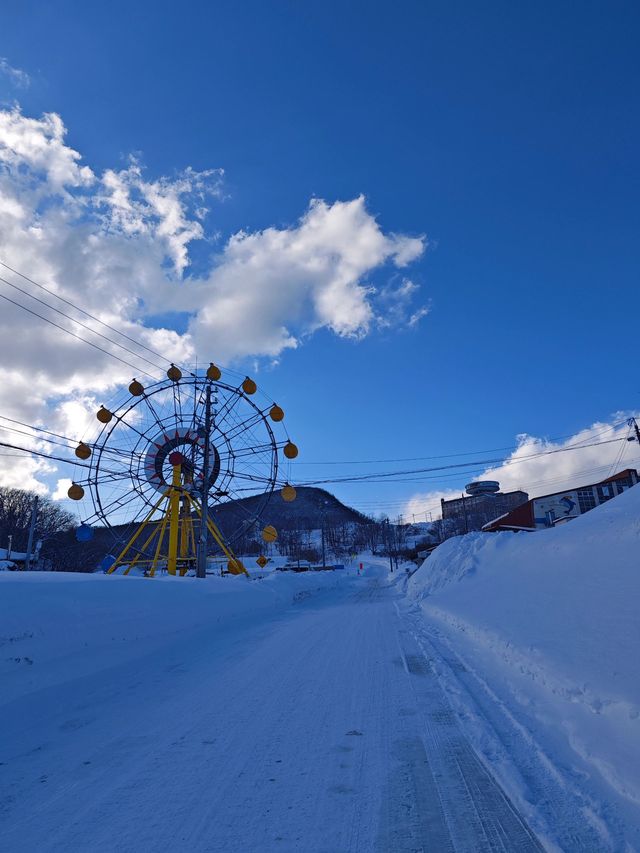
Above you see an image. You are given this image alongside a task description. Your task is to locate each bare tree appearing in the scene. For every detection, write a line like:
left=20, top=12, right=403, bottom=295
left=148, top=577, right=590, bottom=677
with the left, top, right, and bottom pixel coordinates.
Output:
left=0, top=487, right=74, bottom=554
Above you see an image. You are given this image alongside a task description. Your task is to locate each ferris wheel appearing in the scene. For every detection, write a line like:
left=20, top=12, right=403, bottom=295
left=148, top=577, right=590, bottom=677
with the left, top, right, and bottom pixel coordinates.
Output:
left=67, top=363, right=298, bottom=577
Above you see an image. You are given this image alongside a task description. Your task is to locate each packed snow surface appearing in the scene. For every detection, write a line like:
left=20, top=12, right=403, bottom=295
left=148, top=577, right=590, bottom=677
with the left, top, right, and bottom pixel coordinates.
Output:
left=2, top=509, right=639, bottom=851
left=0, top=560, right=549, bottom=851
left=408, top=484, right=640, bottom=832
left=0, top=568, right=348, bottom=703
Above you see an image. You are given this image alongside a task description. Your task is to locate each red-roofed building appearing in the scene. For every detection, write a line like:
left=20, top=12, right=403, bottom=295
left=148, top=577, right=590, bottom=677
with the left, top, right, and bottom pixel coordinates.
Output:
left=482, top=469, right=639, bottom=532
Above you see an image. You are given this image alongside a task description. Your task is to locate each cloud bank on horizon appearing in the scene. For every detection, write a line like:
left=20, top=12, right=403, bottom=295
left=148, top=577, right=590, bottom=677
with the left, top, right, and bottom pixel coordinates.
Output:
left=0, top=105, right=427, bottom=492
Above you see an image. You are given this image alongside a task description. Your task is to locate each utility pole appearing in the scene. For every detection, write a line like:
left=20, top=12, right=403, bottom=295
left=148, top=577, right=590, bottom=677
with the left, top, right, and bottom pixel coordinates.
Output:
left=384, top=519, right=393, bottom=573
left=321, top=501, right=327, bottom=569
left=197, top=385, right=212, bottom=579
left=629, top=417, right=640, bottom=446
left=24, top=495, right=39, bottom=572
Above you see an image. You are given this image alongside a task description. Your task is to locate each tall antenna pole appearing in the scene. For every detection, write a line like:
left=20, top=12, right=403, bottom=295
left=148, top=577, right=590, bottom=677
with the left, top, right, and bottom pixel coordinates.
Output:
left=197, top=384, right=212, bottom=579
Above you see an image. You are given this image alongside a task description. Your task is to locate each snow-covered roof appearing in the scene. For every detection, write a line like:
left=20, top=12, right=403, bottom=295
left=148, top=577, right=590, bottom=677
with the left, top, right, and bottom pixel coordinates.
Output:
left=0, top=548, right=27, bottom=560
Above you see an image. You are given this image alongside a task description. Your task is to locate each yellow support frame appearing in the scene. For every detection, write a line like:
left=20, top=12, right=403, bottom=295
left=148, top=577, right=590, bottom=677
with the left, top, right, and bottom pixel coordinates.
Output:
left=107, top=489, right=169, bottom=574
left=167, top=463, right=182, bottom=576
left=106, top=460, right=246, bottom=578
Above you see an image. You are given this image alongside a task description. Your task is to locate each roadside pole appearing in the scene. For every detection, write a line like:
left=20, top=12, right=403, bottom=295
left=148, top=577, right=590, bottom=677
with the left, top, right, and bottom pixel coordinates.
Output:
left=24, top=495, right=39, bottom=572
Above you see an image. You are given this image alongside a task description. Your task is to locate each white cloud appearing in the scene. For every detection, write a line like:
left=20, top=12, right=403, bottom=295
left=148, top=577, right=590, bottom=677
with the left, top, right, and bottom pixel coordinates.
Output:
left=98, top=159, right=224, bottom=274
left=186, top=197, right=427, bottom=359
left=0, top=106, right=427, bottom=493
left=404, top=415, right=640, bottom=519
left=0, top=58, right=30, bottom=90
left=52, top=478, right=73, bottom=501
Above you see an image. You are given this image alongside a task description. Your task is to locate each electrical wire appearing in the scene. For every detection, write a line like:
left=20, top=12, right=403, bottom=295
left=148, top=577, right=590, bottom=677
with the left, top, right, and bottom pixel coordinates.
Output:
left=0, top=290, right=158, bottom=377
left=0, top=258, right=253, bottom=386
left=295, top=437, right=627, bottom=487
left=352, top=455, right=640, bottom=518
left=0, top=274, right=164, bottom=377
left=0, top=258, right=172, bottom=368
left=290, top=420, right=629, bottom=466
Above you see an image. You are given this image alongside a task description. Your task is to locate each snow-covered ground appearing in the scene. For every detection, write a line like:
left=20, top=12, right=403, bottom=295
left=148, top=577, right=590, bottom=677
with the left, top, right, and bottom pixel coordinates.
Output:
left=408, top=484, right=640, bottom=848
left=0, top=568, right=354, bottom=706
left=2, top=496, right=639, bottom=851
left=0, top=558, right=546, bottom=851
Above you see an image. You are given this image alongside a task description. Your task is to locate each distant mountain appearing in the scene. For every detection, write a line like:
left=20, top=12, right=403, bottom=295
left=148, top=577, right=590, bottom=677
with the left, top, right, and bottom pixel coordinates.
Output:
left=211, top=486, right=372, bottom=535
left=48, top=486, right=373, bottom=571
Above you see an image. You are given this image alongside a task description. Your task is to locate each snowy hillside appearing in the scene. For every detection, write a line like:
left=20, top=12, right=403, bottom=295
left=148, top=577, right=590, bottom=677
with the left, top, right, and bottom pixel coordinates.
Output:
left=408, top=485, right=640, bottom=827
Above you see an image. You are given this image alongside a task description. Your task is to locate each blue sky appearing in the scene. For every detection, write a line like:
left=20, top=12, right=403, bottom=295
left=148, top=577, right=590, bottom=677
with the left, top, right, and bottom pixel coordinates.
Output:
left=1, top=0, right=639, bottom=517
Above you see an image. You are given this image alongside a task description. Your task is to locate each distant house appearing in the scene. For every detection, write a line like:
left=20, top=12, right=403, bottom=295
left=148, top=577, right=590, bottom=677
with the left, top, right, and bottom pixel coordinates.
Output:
left=441, top=481, right=529, bottom=534
left=482, top=468, right=639, bottom=532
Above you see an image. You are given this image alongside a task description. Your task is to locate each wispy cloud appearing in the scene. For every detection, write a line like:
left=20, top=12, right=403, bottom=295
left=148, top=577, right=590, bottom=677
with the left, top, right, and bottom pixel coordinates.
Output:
left=0, top=58, right=30, bottom=89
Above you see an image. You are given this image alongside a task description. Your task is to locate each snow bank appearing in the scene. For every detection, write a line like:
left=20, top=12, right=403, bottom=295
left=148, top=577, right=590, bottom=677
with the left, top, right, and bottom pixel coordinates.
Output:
left=0, top=569, right=354, bottom=705
left=408, top=485, right=640, bottom=807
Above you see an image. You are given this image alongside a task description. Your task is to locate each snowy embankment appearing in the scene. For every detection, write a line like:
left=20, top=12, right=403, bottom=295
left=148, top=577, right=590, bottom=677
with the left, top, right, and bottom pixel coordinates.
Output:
left=408, top=485, right=640, bottom=813
left=0, top=569, right=354, bottom=705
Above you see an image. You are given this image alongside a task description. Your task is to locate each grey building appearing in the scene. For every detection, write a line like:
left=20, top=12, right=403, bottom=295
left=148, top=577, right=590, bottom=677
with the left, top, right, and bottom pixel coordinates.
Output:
left=441, top=481, right=528, bottom=534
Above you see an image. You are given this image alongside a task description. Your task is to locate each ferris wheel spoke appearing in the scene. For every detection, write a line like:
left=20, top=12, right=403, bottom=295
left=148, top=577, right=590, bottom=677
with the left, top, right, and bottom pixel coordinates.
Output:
left=110, top=416, right=149, bottom=443
left=226, top=470, right=276, bottom=486
left=217, top=442, right=275, bottom=461
left=85, top=472, right=134, bottom=489
left=215, top=485, right=270, bottom=530
left=139, top=393, right=168, bottom=436
left=84, top=487, right=147, bottom=525
left=98, top=446, right=145, bottom=460
left=220, top=411, right=267, bottom=444
left=223, top=408, right=271, bottom=454
left=213, top=385, right=245, bottom=425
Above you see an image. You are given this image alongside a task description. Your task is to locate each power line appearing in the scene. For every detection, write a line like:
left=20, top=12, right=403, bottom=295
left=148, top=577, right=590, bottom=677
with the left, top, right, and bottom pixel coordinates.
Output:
left=290, top=421, right=628, bottom=466
left=0, top=422, right=78, bottom=452
left=0, top=414, right=81, bottom=445
left=296, top=436, right=627, bottom=487
left=0, top=275, right=162, bottom=379
left=0, top=258, right=252, bottom=387
left=0, top=416, right=144, bottom=462
left=0, top=258, right=171, bottom=368
left=0, top=290, right=157, bottom=377
left=0, top=440, right=123, bottom=476
left=355, top=455, right=640, bottom=518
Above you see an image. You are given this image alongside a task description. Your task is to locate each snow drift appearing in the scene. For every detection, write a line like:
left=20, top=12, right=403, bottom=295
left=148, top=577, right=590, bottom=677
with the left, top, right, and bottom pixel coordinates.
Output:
left=408, top=485, right=640, bottom=810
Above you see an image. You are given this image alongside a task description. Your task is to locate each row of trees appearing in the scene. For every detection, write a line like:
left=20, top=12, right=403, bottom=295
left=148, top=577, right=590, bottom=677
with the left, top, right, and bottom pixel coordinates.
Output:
left=0, top=486, right=118, bottom=571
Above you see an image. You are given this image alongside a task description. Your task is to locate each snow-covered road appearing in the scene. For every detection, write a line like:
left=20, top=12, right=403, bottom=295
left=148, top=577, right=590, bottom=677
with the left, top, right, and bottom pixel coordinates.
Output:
left=1, top=568, right=545, bottom=852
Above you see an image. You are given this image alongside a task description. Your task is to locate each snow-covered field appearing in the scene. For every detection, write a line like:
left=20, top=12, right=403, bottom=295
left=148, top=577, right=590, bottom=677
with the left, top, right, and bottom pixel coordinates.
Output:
left=408, top=484, right=640, bottom=847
